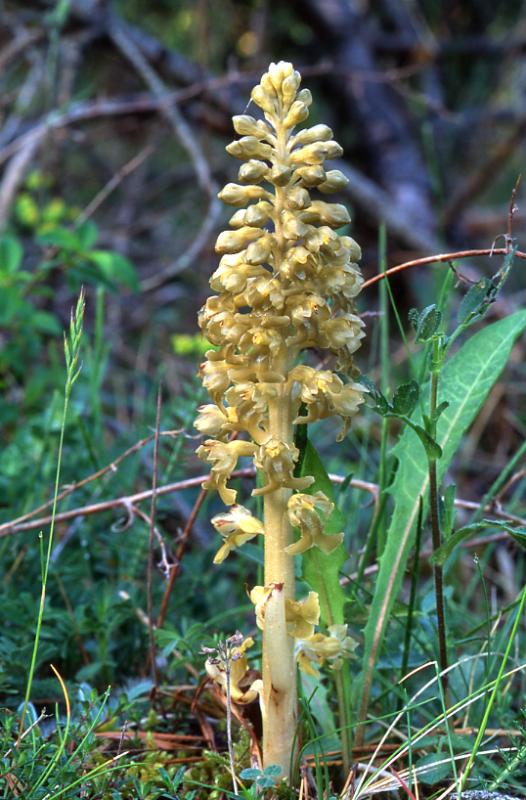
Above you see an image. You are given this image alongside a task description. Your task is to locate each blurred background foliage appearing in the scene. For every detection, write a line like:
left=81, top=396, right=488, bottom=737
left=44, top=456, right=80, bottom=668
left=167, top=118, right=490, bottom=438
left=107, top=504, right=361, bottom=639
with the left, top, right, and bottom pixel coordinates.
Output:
left=0, top=0, right=525, bottom=727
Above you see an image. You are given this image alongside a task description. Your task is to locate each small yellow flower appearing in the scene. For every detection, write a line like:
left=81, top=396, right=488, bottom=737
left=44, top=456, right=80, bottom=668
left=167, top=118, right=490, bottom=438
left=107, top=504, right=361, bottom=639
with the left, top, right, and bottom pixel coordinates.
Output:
left=196, top=439, right=256, bottom=505
left=194, top=403, right=232, bottom=438
left=250, top=585, right=320, bottom=640
left=296, top=624, right=357, bottom=676
left=286, top=592, right=320, bottom=639
left=253, top=439, right=314, bottom=496
left=205, top=636, right=260, bottom=704
left=211, top=505, right=264, bottom=563
left=285, top=491, right=343, bottom=555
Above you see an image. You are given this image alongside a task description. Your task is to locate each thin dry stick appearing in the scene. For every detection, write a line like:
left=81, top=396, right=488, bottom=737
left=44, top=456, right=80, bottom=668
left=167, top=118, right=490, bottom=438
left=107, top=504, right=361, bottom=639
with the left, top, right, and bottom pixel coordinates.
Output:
left=0, top=429, right=184, bottom=534
left=130, top=504, right=171, bottom=577
left=1, top=470, right=523, bottom=538
left=362, top=247, right=526, bottom=290
left=146, top=385, right=162, bottom=688
left=75, top=143, right=155, bottom=226
left=156, top=487, right=208, bottom=630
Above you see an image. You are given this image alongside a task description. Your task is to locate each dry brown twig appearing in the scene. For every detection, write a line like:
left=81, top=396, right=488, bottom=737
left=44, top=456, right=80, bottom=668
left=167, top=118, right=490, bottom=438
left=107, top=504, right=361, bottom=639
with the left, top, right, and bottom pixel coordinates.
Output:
left=75, top=144, right=155, bottom=226
left=1, top=465, right=522, bottom=543
left=362, top=246, right=526, bottom=290
left=146, top=385, right=162, bottom=688
left=0, top=428, right=187, bottom=535
left=156, top=486, right=208, bottom=630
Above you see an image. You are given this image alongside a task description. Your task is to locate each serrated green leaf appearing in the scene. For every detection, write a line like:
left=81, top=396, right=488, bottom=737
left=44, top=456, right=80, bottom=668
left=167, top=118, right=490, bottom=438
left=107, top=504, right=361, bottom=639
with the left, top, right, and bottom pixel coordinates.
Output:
left=411, top=422, right=442, bottom=461
left=458, top=278, right=493, bottom=325
left=392, top=380, right=419, bottom=416
left=299, top=439, right=347, bottom=626
left=360, top=375, right=389, bottom=415
left=432, top=519, right=526, bottom=565
left=415, top=304, right=442, bottom=341
left=357, top=310, right=526, bottom=716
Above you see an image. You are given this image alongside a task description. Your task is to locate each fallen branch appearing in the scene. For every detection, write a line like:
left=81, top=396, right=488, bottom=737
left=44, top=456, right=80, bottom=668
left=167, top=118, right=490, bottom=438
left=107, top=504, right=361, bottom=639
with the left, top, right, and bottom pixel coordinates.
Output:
left=362, top=247, right=526, bottom=289
left=1, top=468, right=522, bottom=539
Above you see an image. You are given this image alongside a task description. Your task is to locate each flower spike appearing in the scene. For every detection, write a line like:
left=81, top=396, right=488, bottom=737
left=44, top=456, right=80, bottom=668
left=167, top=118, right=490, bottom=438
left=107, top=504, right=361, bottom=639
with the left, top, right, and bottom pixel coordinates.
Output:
left=196, top=61, right=365, bottom=776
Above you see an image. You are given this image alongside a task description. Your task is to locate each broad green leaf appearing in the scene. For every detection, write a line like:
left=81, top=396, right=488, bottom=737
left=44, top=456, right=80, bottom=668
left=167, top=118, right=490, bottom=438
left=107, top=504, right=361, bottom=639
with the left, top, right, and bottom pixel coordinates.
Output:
left=299, top=440, right=347, bottom=626
left=88, top=251, right=139, bottom=290
left=432, top=519, right=526, bottom=565
left=37, top=226, right=82, bottom=250
left=0, top=235, right=23, bottom=273
left=357, top=310, right=526, bottom=715
left=76, top=220, right=99, bottom=249
left=415, top=753, right=451, bottom=785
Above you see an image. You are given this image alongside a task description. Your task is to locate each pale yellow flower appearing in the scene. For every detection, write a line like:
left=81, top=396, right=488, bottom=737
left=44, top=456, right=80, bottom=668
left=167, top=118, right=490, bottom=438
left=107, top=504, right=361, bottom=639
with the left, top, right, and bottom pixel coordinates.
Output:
left=196, top=438, right=256, bottom=505
left=296, top=624, right=357, bottom=676
left=211, top=505, right=264, bottom=563
left=205, top=636, right=260, bottom=704
left=285, top=491, right=343, bottom=555
left=250, top=585, right=320, bottom=640
left=253, top=439, right=314, bottom=496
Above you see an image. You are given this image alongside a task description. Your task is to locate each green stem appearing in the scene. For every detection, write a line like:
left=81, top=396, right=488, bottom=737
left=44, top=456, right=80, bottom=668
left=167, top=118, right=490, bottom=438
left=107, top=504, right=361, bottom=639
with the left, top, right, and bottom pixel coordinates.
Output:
left=19, top=385, right=72, bottom=734
left=401, top=496, right=424, bottom=680
left=428, top=356, right=448, bottom=694
left=334, top=665, right=352, bottom=776
left=19, top=293, right=83, bottom=735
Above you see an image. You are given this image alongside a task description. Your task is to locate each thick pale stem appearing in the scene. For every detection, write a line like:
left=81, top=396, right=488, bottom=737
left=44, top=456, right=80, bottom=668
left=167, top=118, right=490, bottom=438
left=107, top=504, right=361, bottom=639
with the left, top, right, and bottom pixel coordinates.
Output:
left=261, top=378, right=297, bottom=774
left=259, top=112, right=298, bottom=775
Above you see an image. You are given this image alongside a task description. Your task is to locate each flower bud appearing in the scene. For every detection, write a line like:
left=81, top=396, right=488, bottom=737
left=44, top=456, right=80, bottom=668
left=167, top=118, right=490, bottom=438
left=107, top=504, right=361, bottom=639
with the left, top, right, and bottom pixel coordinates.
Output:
left=292, top=124, right=333, bottom=146
left=295, top=165, right=326, bottom=186
left=280, top=71, right=302, bottom=105
left=301, top=201, right=351, bottom=228
left=226, top=137, right=272, bottom=161
left=238, top=160, right=269, bottom=183
left=287, top=187, right=311, bottom=210
left=246, top=234, right=272, bottom=265
left=291, top=141, right=343, bottom=165
left=318, top=169, right=349, bottom=193
left=233, top=114, right=269, bottom=138
left=245, top=201, right=272, bottom=227
left=283, top=100, right=309, bottom=128
left=269, top=162, right=292, bottom=186
left=219, top=183, right=270, bottom=207
left=250, top=84, right=276, bottom=114
left=215, top=226, right=264, bottom=254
